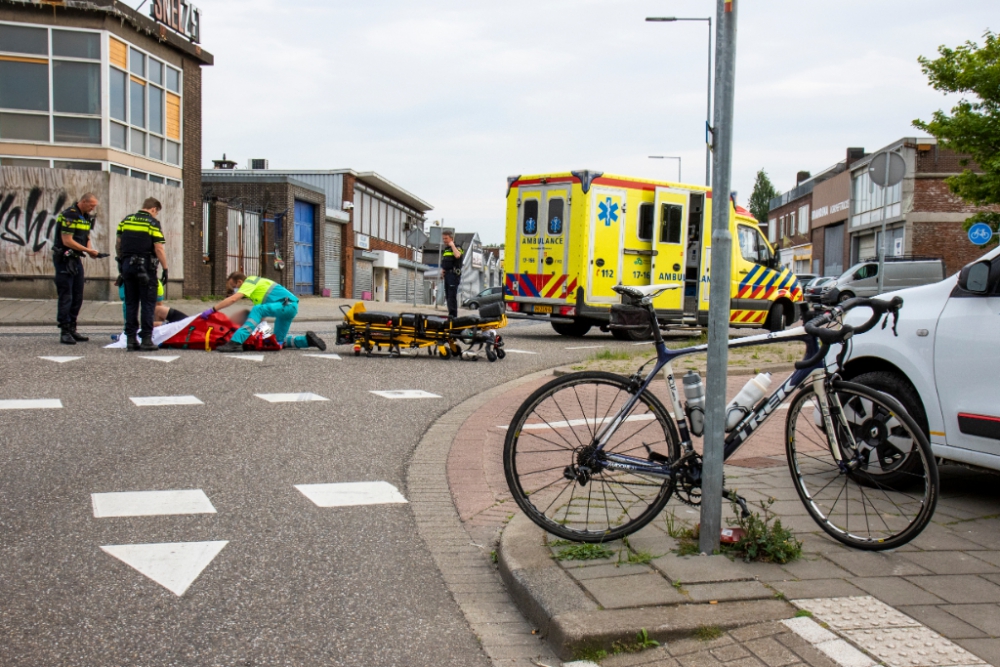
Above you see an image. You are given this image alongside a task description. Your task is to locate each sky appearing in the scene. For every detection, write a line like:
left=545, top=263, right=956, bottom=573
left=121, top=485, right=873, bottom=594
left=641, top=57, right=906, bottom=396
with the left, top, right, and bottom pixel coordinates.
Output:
left=127, top=0, right=994, bottom=244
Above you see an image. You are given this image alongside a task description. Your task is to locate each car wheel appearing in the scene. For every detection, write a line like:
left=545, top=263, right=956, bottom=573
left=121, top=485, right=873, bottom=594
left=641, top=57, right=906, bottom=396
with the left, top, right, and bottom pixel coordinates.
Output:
left=838, top=291, right=855, bottom=304
left=552, top=321, right=592, bottom=337
left=466, top=301, right=478, bottom=310
left=850, top=371, right=930, bottom=484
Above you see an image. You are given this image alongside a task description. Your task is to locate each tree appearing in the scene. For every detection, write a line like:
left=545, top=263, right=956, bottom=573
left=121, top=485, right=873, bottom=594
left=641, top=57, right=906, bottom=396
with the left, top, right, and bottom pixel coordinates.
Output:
left=914, top=31, right=1000, bottom=242
left=748, top=169, right=778, bottom=227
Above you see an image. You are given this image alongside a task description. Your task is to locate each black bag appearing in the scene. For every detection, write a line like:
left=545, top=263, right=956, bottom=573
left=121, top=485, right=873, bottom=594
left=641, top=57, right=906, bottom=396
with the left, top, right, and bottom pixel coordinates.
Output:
left=478, top=301, right=504, bottom=321
left=609, top=304, right=651, bottom=330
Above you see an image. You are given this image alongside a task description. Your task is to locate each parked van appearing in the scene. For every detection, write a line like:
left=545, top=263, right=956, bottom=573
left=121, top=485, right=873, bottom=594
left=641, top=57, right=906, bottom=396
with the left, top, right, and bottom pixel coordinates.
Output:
left=829, top=257, right=945, bottom=301
left=503, top=170, right=803, bottom=338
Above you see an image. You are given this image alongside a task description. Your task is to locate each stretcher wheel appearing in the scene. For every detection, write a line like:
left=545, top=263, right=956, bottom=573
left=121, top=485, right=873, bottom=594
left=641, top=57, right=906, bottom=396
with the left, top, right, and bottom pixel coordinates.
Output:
left=438, top=346, right=451, bottom=359
left=449, top=341, right=461, bottom=357
left=496, top=348, right=506, bottom=360
left=486, top=348, right=497, bottom=362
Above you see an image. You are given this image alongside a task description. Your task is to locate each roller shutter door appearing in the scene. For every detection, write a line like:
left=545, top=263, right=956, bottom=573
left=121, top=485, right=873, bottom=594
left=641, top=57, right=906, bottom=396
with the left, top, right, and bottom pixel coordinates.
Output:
left=388, top=269, right=409, bottom=303
left=353, top=260, right=373, bottom=299
left=824, top=223, right=844, bottom=277
left=324, top=221, right=341, bottom=295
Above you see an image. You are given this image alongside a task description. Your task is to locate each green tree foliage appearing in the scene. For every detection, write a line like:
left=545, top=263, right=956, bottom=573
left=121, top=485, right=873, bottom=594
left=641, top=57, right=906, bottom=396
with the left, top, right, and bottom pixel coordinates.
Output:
left=914, top=31, right=1000, bottom=243
left=748, top=169, right=779, bottom=227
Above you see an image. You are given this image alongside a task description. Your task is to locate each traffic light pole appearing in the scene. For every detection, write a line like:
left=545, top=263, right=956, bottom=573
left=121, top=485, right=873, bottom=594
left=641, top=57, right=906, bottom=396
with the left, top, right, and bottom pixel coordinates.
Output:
left=700, top=0, right=739, bottom=555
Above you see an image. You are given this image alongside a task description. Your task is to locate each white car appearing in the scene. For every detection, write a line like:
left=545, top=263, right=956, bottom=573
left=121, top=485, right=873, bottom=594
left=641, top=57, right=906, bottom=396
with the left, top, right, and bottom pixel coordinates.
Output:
left=837, top=246, right=1000, bottom=472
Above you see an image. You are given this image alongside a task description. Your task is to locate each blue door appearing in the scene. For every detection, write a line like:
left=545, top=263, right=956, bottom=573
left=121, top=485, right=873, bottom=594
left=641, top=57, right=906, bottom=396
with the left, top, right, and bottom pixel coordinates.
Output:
left=293, top=200, right=314, bottom=295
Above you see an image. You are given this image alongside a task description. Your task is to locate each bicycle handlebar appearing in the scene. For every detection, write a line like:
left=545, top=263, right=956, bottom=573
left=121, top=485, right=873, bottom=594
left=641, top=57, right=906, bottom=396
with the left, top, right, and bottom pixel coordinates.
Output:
left=793, top=296, right=903, bottom=370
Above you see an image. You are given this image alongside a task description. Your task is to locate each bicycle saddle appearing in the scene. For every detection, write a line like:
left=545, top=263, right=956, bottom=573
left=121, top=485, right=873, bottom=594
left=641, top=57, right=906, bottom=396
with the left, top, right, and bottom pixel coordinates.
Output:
left=612, top=283, right=681, bottom=299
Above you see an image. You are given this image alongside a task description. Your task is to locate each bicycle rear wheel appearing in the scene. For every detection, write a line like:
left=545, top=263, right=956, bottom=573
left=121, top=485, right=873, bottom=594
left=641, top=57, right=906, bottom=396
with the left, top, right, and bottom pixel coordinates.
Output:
left=504, top=371, right=680, bottom=542
left=785, top=380, right=938, bottom=550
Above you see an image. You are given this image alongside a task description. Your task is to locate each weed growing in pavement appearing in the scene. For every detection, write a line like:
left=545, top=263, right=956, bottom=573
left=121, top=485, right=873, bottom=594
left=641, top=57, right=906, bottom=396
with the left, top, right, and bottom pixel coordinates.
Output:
left=612, top=628, right=660, bottom=654
left=672, top=580, right=683, bottom=590
left=573, top=646, right=608, bottom=662
left=490, top=550, right=498, bottom=564
left=794, top=609, right=813, bottom=618
left=720, top=498, right=802, bottom=564
left=664, top=514, right=701, bottom=556
left=617, top=537, right=653, bottom=565
left=694, top=625, right=723, bottom=641
left=554, top=543, right=614, bottom=561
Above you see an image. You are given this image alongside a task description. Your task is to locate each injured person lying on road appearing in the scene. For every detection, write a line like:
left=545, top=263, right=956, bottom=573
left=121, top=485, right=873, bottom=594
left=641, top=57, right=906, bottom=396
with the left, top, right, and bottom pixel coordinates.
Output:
left=107, top=308, right=288, bottom=351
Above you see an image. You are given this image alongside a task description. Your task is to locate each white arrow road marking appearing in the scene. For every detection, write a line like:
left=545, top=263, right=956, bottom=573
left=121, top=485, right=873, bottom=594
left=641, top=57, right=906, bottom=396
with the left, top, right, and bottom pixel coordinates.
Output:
left=254, top=393, right=329, bottom=403
left=137, top=355, right=179, bottom=363
left=0, top=399, right=62, bottom=410
left=228, top=354, right=264, bottom=362
left=502, top=349, right=537, bottom=354
left=370, top=390, right=441, bottom=399
left=130, top=396, right=203, bottom=407
left=38, top=356, right=83, bottom=363
left=100, top=541, right=228, bottom=597
left=295, top=482, right=408, bottom=508
left=92, top=489, right=216, bottom=518
left=302, top=353, right=342, bottom=360
left=498, top=413, right=658, bottom=431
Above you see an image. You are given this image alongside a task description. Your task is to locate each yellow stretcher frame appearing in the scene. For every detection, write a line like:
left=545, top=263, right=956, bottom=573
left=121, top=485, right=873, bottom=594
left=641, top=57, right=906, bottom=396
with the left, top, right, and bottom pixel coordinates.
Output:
left=336, top=302, right=509, bottom=361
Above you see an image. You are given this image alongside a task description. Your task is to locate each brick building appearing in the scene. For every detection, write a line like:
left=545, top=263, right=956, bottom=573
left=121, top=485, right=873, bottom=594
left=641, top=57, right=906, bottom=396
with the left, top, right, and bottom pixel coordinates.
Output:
left=203, top=165, right=432, bottom=301
left=0, top=0, right=212, bottom=298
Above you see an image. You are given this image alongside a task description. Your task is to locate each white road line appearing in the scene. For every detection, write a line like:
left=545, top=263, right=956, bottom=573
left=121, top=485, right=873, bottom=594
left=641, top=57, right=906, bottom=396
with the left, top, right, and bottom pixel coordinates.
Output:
left=254, top=393, right=329, bottom=403
left=295, top=482, right=408, bottom=508
left=130, top=396, right=203, bottom=407
left=791, top=596, right=985, bottom=667
left=100, top=541, right=228, bottom=597
left=370, top=390, right=441, bottom=399
left=0, top=399, right=62, bottom=410
left=92, top=489, right=216, bottom=518
left=137, top=355, right=179, bottom=363
left=502, top=349, right=537, bottom=354
left=497, top=413, right=657, bottom=431
left=631, top=341, right=654, bottom=346
left=302, top=353, right=342, bottom=360
left=38, top=356, right=82, bottom=363
left=227, top=354, right=264, bottom=362
left=565, top=345, right=604, bottom=350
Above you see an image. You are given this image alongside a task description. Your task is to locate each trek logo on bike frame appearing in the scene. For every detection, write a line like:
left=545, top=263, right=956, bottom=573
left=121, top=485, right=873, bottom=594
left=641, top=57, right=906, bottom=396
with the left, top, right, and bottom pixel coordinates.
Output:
left=728, top=374, right=803, bottom=446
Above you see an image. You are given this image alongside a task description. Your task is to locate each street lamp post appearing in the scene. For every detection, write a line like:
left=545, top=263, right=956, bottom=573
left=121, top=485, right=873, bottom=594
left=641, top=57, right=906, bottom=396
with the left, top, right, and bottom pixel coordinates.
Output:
left=649, top=155, right=682, bottom=182
left=646, top=16, right=712, bottom=187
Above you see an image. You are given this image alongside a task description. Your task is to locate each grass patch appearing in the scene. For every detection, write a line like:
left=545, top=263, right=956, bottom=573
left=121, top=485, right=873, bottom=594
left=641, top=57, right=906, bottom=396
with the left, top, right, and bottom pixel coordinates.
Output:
left=612, top=628, right=660, bottom=654
left=573, top=646, right=609, bottom=662
left=720, top=498, right=803, bottom=564
left=794, top=609, right=813, bottom=617
left=694, top=625, right=724, bottom=641
left=589, top=348, right=638, bottom=361
left=554, top=543, right=615, bottom=561
left=666, top=512, right=702, bottom=556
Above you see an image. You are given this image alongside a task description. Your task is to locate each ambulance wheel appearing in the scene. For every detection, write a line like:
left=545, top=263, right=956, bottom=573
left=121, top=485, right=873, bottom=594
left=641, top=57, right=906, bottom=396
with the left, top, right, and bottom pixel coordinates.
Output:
left=552, top=321, right=592, bottom=337
left=486, top=348, right=497, bottom=362
left=764, top=302, right=790, bottom=332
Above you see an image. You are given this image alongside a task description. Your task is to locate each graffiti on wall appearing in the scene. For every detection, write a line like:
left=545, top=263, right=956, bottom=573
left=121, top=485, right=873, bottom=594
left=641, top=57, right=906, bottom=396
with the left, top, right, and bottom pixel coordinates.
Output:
left=0, top=187, right=68, bottom=252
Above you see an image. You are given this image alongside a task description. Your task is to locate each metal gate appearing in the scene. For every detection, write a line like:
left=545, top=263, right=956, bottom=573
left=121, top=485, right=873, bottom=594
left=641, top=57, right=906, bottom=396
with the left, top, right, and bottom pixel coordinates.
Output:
left=824, top=223, right=844, bottom=276
left=293, top=200, right=315, bottom=295
left=227, top=208, right=260, bottom=276
left=388, top=269, right=408, bottom=303
left=353, top=259, right=373, bottom=299
left=323, top=221, right=341, bottom=296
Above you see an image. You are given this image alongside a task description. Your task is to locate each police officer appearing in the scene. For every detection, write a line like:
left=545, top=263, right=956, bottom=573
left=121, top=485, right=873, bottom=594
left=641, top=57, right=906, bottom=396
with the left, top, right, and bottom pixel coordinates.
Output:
left=117, top=197, right=169, bottom=351
left=441, top=231, right=464, bottom=319
left=53, top=193, right=101, bottom=345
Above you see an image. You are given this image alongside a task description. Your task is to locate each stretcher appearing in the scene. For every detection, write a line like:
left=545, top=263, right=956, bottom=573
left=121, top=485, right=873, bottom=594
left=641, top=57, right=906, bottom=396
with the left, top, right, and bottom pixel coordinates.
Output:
left=335, top=301, right=508, bottom=361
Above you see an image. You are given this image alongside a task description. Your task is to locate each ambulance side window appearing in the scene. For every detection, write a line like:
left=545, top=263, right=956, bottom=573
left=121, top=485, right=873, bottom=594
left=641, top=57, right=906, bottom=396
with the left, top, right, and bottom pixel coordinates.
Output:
left=547, top=199, right=564, bottom=235
left=523, top=199, right=538, bottom=235
left=738, top=225, right=759, bottom=263
left=660, top=204, right=682, bottom=244
left=637, top=203, right=654, bottom=241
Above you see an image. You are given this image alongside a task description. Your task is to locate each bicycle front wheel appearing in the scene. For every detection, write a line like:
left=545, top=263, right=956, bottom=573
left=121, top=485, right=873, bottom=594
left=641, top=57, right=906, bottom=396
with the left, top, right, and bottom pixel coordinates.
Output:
left=504, top=372, right=680, bottom=543
left=786, top=380, right=938, bottom=550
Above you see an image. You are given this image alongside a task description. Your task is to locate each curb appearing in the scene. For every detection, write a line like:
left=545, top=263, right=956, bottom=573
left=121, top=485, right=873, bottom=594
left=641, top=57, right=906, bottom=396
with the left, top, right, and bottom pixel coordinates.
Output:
left=552, top=361, right=796, bottom=378
left=498, top=514, right=797, bottom=661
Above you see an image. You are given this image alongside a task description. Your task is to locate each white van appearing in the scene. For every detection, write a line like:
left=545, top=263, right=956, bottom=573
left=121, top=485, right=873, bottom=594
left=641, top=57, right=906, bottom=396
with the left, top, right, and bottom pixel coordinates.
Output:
left=828, top=258, right=944, bottom=301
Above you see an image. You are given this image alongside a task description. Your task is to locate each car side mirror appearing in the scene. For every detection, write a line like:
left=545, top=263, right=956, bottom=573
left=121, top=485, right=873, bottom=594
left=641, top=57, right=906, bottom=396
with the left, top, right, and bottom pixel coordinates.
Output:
left=959, top=260, right=992, bottom=294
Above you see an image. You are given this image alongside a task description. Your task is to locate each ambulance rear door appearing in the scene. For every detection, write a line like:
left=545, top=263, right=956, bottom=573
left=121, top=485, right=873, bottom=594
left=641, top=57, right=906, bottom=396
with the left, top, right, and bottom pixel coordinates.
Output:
left=587, top=186, right=627, bottom=304
left=514, top=188, right=544, bottom=294
left=649, top=187, right=688, bottom=311
left=540, top=185, right=572, bottom=300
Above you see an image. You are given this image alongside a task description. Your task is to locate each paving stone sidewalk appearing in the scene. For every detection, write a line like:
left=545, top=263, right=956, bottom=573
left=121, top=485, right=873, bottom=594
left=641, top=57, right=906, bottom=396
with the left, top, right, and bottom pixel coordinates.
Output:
left=446, top=370, right=1000, bottom=665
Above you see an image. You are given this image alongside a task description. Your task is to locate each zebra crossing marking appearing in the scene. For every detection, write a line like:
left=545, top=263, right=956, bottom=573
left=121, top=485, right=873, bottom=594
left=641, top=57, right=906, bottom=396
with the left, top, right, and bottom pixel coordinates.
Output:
left=129, top=396, right=203, bottom=407
left=0, top=399, right=62, bottom=410
left=100, top=541, right=229, bottom=597
left=92, top=490, right=216, bottom=518
left=295, top=482, right=408, bottom=508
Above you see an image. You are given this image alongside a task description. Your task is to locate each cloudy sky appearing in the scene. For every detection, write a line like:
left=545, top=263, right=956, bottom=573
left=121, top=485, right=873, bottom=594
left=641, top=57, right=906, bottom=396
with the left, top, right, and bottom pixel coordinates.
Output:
left=129, top=0, right=993, bottom=244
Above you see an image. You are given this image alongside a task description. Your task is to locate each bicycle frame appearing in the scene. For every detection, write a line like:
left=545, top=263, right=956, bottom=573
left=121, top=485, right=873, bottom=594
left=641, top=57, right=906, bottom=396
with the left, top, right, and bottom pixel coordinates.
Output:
left=595, top=306, right=833, bottom=476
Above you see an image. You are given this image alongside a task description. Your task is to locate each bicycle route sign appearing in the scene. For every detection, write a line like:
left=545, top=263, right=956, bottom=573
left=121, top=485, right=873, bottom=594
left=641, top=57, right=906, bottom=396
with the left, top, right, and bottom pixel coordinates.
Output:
left=968, top=222, right=993, bottom=246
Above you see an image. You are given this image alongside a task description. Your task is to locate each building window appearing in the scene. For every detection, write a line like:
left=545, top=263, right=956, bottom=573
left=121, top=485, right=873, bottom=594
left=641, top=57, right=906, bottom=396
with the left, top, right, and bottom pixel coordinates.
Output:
left=767, top=218, right=777, bottom=243
left=110, top=164, right=128, bottom=175
left=1, top=156, right=48, bottom=166
left=54, top=160, right=100, bottom=170
left=798, top=204, right=809, bottom=235
left=852, top=166, right=902, bottom=227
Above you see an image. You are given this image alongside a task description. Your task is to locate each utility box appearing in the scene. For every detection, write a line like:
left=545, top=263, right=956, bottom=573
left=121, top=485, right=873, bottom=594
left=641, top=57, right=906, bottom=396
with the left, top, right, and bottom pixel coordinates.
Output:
left=373, top=250, right=399, bottom=269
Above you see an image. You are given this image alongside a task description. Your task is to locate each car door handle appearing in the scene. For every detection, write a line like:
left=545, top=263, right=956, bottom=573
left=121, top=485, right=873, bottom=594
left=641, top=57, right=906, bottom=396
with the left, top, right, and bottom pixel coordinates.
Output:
left=739, top=270, right=749, bottom=275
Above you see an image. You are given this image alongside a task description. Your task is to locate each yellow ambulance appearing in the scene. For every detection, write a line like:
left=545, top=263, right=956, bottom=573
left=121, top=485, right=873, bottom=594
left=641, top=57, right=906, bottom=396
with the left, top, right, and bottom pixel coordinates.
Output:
left=503, top=170, right=802, bottom=339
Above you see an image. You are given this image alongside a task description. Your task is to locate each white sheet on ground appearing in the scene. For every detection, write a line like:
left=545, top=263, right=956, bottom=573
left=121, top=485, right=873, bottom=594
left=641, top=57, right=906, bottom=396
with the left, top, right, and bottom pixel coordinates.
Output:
left=105, top=315, right=199, bottom=349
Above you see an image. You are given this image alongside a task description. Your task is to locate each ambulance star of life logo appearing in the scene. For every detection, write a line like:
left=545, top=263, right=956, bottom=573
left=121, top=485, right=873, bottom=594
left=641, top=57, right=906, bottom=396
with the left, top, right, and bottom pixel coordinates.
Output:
left=598, top=197, right=619, bottom=227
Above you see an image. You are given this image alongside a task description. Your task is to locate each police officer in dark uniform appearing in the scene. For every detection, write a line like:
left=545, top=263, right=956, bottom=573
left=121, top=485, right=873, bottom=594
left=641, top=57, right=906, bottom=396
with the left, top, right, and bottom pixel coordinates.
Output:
left=116, top=197, right=169, bottom=351
left=441, top=231, right=464, bottom=319
left=53, top=193, right=101, bottom=345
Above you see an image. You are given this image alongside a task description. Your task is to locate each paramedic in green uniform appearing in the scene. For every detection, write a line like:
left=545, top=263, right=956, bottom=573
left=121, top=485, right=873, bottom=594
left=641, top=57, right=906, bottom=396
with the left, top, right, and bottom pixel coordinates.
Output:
left=205, top=272, right=326, bottom=353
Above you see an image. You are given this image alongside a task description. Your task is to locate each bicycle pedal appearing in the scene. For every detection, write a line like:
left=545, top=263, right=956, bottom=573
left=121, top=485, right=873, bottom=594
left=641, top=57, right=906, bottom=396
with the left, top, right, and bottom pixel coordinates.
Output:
left=723, top=489, right=751, bottom=518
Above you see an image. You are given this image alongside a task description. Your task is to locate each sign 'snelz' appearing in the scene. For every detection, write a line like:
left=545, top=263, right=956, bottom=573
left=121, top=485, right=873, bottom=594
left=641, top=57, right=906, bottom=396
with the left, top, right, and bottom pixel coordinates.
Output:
left=150, top=0, right=201, bottom=44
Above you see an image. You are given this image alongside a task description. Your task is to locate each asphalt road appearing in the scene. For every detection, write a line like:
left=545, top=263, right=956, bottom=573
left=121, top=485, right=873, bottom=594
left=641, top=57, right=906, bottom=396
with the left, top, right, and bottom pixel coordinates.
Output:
left=0, top=318, right=670, bottom=667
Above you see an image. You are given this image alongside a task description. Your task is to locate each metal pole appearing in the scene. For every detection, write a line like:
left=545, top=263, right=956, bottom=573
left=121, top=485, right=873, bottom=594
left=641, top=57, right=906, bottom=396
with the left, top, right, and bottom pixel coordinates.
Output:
left=700, top=0, right=738, bottom=556
left=705, top=17, right=713, bottom=187
left=876, top=154, right=891, bottom=294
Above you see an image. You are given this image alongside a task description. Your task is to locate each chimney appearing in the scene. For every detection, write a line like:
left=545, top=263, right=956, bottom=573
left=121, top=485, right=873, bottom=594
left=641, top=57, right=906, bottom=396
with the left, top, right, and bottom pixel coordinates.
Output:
left=212, top=153, right=237, bottom=170
left=846, top=147, right=866, bottom=167
left=796, top=171, right=811, bottom=185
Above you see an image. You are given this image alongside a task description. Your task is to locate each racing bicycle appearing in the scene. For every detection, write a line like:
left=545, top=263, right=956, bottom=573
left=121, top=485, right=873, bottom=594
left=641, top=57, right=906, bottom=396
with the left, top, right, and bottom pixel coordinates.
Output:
left=503, top=284, right=939, bottom=551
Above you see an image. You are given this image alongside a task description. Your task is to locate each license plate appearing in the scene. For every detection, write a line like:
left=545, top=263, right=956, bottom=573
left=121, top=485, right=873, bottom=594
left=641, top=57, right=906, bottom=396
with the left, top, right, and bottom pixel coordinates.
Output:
left=533, top=305, right=553, bottom=314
